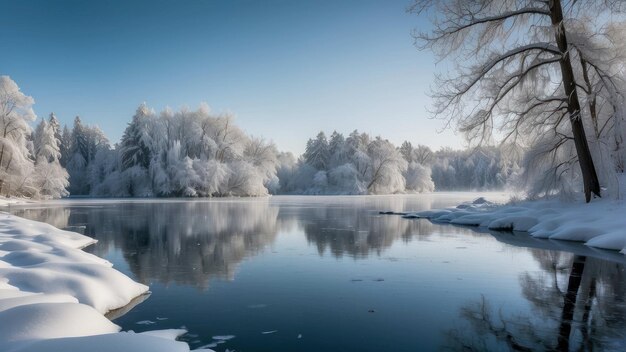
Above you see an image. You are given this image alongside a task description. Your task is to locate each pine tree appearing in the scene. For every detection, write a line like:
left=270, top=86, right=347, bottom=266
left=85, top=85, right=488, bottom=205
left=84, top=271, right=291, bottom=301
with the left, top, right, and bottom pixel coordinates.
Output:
left=328, top=131, right=348, bottom=167
left=59, top=125, right=72, bottom=167
left=399, top=141, right=414, bottom=163
left=33, top=116, right=69, bottom=198
left=120, top=104, right=153, bottom=170
left=303, top=131, right=330, bottom=170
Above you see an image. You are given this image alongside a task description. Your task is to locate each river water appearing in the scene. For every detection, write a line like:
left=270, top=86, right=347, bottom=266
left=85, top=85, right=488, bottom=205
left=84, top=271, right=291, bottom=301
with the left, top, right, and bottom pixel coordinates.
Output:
left=7, top=193, right=626, bottom=351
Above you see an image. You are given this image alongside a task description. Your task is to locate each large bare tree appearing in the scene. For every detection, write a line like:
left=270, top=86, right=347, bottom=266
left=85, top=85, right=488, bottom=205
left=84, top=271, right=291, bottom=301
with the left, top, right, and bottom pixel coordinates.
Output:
left=411, top=0, right=625, bottom=202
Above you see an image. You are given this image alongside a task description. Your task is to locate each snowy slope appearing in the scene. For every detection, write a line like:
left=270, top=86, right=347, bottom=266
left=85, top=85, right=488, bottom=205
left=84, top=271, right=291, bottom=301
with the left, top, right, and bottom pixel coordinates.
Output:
left=0, top=212, right=212, bottom=352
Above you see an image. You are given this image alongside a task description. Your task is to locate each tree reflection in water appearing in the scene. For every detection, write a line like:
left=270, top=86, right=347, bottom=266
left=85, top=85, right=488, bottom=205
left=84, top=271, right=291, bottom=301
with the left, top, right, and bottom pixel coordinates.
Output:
left=8, top=197, right=626, bottom=351
left=12, top=201, right=281, bottom=288
left=444, top=250, right=626, bottom=351
left=8, top=195, right=475, bottom=285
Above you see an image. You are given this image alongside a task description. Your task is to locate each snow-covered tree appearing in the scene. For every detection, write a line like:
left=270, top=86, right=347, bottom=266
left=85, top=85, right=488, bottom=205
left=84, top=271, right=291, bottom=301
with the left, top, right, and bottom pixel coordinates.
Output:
left=243, top=137, right=278, bottom=187
left=32, top=117, right=68, bottom=198
left=33, top=158, right=69, bottom=198
left=328, top=131, right=349, bottom=168
left=413, top=144, right=433, bottom=165
left=411, top=0, right=626, bottom=201
left=120, top=103, right=154, bottom=170
left=0, top=76, right=37, bottom=197
left=66, top=116, right=110, bottom=195
left=303, top=132, right=330, bottom=170
left=366, top=137, right=407, bottom=194
left=275, top=131, right=446, bottom=195
left=399, top=141, right=414, bottom=163
left=59, top=125, right=71, bottom=168
left=405, top=162, right=434, bottom=193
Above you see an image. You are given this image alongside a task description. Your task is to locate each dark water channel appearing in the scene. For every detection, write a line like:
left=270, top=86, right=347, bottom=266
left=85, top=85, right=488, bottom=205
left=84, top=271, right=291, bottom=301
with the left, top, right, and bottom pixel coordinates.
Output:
left=7, top=194, right=626, bottom=351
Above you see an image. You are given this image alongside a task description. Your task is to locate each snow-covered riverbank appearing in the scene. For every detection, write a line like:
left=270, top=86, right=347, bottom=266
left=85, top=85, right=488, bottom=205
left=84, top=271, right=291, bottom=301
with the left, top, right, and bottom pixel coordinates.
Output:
left=404, top=197, right=626, bottom=255
left=0, top=211, right=211, bottom=352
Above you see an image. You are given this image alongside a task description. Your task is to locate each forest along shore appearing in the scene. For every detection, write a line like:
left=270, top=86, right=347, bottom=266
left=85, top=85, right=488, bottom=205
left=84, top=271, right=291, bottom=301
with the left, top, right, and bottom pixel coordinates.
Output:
left=0, top=209, right=211, bottom=352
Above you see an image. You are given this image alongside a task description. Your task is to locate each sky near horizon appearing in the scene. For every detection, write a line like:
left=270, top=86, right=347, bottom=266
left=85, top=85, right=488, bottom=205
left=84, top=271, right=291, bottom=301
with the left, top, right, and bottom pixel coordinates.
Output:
left=0, top=0, right=464, bottom=155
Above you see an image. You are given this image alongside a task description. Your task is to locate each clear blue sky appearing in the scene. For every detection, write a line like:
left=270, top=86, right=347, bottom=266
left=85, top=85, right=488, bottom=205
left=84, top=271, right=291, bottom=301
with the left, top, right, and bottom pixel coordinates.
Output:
left=0, top=0, right=462, bottom=155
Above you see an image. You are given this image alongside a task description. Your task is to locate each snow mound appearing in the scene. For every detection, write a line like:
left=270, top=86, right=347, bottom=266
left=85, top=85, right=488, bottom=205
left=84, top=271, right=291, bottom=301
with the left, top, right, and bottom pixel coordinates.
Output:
left=0, top=302, right=120, bottom=341
left=406, top=198, right=626, bottom=254
left=7, top=330, right=215, bottom=352
left=0, top=212, right=205, bottom=351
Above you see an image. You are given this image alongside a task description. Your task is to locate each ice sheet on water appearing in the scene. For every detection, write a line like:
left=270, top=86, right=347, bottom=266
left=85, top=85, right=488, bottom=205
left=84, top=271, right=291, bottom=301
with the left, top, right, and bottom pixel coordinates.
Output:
left=136, top=320, right=157, bottom=325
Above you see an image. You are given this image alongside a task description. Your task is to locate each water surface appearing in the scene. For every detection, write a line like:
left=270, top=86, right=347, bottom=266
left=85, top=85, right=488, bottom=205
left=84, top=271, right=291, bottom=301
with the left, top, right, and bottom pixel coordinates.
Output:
left=8, top=194, right=626, bottom=351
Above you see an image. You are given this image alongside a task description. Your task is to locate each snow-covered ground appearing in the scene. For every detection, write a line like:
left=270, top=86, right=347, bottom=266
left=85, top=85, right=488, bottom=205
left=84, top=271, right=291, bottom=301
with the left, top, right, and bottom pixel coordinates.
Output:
left=0, top=212, right=212, bottom=352
left=405, top=196, right=626, bottom=255
left=0, top=197, right=35, bottom=207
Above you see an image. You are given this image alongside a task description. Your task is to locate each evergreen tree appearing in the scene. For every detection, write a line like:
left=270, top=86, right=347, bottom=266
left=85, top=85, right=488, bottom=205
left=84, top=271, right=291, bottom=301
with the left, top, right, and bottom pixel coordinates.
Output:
left=303, top=131, right=330, bottom=170
left=59, top=125, right=72, bottom=167
left=328, top=131, right=348, bottom=167
left=120, top=104, right=153, bottom=170
left=399, top=141, right=414, bottom=163
left=33, top=117, right=69, bottom=198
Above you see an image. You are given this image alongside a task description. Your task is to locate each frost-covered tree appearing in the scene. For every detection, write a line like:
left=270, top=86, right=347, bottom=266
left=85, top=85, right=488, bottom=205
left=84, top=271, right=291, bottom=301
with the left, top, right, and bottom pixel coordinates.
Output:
left=276, top=131, right=441, bottom=195
left=303, top=132, right=330, bottom=170
left=74, top=103, right=280, bottom=198
left=0, top=76, right=37, bottom=197
left=429, top=146, right=518, bottom=191
left=32, top=117, right=69, bottom=198
left=405, top=162, right=435, bottom=193
left=48, top=113, right=61, bottom=139
left=66, top=116, right=110, bottom=195
left=399, top=141, right=414, bottom=163
left=243, top=137, right=279, bottom=190
left=328, top=131, right=349, bottom=168
left=120, top=103, right=154, bottom=170
left=206, top=111, right=246, bottom=163
left=366, top=137, right=407, bottom=193
left=59, top=125, right=71, bottom=168
left=33, top=119, right=59, bottom=162
left=413, top=144, right=433, bottom=165
left=411, top=0, right=626, bottom=201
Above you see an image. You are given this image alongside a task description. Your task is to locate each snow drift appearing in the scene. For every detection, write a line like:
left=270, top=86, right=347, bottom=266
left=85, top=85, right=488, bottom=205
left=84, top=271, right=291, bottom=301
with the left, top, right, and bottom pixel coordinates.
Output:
left=0, top=212, right=211, bottom=352
left=405, top=197, right=626, bottom=254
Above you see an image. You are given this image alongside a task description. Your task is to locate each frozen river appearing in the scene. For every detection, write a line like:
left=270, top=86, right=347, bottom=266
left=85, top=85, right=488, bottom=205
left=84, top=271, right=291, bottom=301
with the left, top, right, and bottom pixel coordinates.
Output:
left=8, top=193, right=626, bottom=351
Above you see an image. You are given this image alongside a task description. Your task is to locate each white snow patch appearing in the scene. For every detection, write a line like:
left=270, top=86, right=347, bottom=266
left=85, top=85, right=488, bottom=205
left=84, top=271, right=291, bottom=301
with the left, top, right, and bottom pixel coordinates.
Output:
left=0, top=212, right=204, bottom=351
left=136, top=320, right=156, bottom=325
left=406, top=197, right=626, bottom=254
left=139, top=329, right=187, bottom=340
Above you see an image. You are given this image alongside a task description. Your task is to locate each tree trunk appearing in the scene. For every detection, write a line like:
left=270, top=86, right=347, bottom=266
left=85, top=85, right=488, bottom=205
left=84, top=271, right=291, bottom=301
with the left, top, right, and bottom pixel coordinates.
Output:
left=556, top=255, right=586, bottom=351
left=550, top=0, right=601, bottom=203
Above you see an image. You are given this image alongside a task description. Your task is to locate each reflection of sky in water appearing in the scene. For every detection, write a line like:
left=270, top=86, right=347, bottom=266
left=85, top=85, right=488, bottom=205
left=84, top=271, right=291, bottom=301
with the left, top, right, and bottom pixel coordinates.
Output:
left=8, top=194, right=626, bottom=352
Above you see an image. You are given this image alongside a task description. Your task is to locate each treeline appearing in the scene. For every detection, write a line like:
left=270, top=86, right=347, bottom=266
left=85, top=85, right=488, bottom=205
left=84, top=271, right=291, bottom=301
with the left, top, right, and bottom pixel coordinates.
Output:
left=277, top=131, right=433, bottom=194
left=277, top=131, right=520, bottom=194
left=64, top=103, right=279, bottom=197
left=1, top=75, right=518, bottom=199
left=429, top=146, right=521, bottom=191
left=0, top=76, right=68, bottom=198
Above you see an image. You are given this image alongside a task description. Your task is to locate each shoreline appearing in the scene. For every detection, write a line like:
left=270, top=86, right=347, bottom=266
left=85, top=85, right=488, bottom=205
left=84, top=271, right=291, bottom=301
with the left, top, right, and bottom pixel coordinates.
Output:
left=404, top=196, right=626, bottom=255
left=0, top=211, right=211, bottom=352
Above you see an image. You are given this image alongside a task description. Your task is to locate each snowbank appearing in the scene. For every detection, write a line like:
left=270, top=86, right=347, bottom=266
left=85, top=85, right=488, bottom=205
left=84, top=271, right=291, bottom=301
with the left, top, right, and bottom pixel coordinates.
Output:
left=404, top=197, right=626, bottom=254
left=0, top=197, right=35, bottom=207
left=0, top=212, right=211, bottom=352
